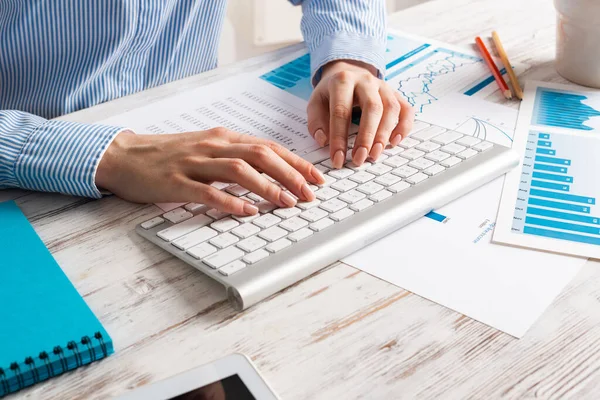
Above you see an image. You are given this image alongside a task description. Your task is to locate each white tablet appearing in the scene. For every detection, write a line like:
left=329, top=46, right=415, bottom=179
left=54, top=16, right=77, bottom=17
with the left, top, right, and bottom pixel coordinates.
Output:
left=116, top=354, right=279, bottom=400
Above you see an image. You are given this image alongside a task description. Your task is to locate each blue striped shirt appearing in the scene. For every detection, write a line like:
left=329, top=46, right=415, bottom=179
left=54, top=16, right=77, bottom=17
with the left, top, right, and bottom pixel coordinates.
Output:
left=0, top=0, right=386, bottom=198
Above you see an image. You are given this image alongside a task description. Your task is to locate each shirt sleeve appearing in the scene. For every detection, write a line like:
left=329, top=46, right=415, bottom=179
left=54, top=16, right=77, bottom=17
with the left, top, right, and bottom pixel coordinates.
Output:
left=289, top=0, right=387, bottom=85
left=0, top=110, right=125, bottom=198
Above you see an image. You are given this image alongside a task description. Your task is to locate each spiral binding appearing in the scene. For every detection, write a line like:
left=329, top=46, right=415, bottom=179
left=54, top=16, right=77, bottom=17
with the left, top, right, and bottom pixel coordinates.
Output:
left=0, top=332, right=108, bottom=397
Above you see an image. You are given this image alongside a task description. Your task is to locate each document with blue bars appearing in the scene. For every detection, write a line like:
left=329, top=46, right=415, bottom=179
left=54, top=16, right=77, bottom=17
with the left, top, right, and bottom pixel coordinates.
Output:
left=495, top=81, right=600, bottom=258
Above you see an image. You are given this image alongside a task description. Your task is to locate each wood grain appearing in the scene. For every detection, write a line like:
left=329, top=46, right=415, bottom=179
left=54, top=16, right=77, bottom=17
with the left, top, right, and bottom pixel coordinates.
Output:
left=7, top=0, right=600, bottom=398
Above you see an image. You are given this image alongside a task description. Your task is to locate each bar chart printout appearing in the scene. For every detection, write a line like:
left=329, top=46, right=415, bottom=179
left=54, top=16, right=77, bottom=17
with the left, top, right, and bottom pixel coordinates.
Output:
left=495, top=81, right=600, bottom=258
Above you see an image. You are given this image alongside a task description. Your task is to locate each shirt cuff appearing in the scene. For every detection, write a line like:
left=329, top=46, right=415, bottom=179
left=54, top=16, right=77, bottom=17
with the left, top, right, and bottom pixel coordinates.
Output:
left=309, top=31, right=387, bottom=86
left=14, top=120, right=125, bottom=198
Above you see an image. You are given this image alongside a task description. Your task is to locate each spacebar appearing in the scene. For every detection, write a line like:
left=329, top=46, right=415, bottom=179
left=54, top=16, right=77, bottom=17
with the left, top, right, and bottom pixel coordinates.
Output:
left=303, top=146, right=330, bottom=164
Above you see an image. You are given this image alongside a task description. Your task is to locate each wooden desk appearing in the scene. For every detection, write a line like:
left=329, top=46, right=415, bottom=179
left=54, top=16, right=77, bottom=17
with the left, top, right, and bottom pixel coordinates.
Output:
left=4, top=0, right=600, bottom=398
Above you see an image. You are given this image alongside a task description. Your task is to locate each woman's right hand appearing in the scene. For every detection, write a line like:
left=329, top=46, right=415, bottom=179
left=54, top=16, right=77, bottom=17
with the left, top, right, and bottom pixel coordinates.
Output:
left=95, top=128, right=325, bottom=216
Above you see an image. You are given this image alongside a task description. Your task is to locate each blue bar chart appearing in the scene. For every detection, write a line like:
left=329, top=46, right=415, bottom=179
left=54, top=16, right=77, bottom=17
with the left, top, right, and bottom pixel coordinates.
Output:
left=511, top=131, right=600, bottom=246
left=532, top=88, right=600, bottom=131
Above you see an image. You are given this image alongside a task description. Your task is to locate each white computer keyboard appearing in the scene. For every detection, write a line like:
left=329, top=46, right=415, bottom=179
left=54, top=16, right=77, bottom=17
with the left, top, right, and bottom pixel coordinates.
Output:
left=137, top=120, right=518, bottom=310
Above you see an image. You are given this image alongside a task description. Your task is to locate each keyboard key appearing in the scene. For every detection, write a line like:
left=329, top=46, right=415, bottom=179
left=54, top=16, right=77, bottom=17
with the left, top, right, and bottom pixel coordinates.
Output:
left=258, top=226, right=288, bottom=242
left=141, top=217, right=165, bottom=230
left=239, top=196, right=255, bottom=205
left=388, top=181, right=411, bottom=193
left=424, top=150, right=450, bottom=162
left=204, top=247, right=245, bottom=269
left=246, top=192, right=264, bottom=202
left=349, top=198, right=374, bottom=212
left=237, top=236, right=267, bottom=252
left=366, top=163, right=392, bottom=176
left=314, top=163, right=330, bottom=174
left=383, top=145, right=404, bottom=156
left=211, top=182, right=230, bottom=190
left=318, top=174, right=337, bottom=187
left=184, top=203, right=204, bottom=212
left=186, top=242, right=217, bottom=260
left=440, top=156, right=462, bottom=168
left=347, top=161, right=372, bottom=171
left=330, top=208, right=354, bottom=221
left=383, top=156, right=409, bottom=168
left=457, top=148, right=478, bottom=160
left=455, top=136, right=481, bottom=147
left=310, top=217, right=334, bottom=232
left=338, top=189, right=367, bottom=204
left=400, top=148, right=425, bottom=160
left=297, top=199, right=321, bottom=210
left=408, top=120, right=430, bottom=135
left=375, top=173, right=402, bottom=187
left=231, top=223, right=261, bottom=238
left=209, top=232, right=239, bottom=249
left=163, top=208, right=193, bottom=224
left=255, top=200, right=277, bottom=214
left=397, top=137, right=420, bottom=149
left=406, top=172, right=429, bottom=184
left=357, top=181, right=384, bottom=195
left=369, top=153, right=388, bottom=163
left=440, top=143, right=467, bottom=155
left=210, top=217, right=239, bottom=233
left=218, top=260, right=247, bottom=276
left=172, top=226, right=218, bottom=250
left=415, top=141, right=441, bottom=152
left=253, top=213, right=282, bottom=229
left=411, top=126, right=446, bottom=141
left=206, top=209, right=230, bottom=220
left=392, top=165, right=418, bottom=178
left=266, top=238, right=292, bottom=253
left=328, top=168, right=354, bottom=179
left=431, top=131, right=463, bottom=145
left=348, top=171, right=375, bottom=184
left=232, top=213, right=260, bottom=224
left=243, top=249, right=270, bottom=264
left=347, top=135, right=357, bottom=148
left=409, top=157, right=435, bottom=170
left=369, top=189, right=392, bottom=203
left=300, top=207, right=329, bottom=222
left=157, top=214, right=213, bottom=241
left=225, top=185, right=250, bottom=197
left=315, top=187, right=340, bottom=200
left=331, top=179, right=358, bottom=192
left=472, top=141, right=493, bottom=152
left=303, top=146, right=331, bottom=164
left=320, top=198, right=347, bottom=213
left=279, top=216, right=309, bottom=232
left=274, top=207, right=301, bottom=219
left=423, top=164, right=446, bottom=176
left=288, top=228, right=314, bottom=242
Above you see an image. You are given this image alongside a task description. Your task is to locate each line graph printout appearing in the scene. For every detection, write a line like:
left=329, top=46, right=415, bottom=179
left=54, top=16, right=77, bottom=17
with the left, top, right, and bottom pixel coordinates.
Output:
left=258, top=30, right=511, bottom=114
left=495, top=81, right=600, bottom=258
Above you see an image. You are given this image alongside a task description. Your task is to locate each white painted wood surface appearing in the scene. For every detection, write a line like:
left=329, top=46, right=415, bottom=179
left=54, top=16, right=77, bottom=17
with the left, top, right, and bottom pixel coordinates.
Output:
left=4, top=0, right=600, bottom=398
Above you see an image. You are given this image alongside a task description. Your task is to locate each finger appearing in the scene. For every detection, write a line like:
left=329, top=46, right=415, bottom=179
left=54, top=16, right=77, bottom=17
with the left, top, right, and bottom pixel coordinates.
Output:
left=352, top=80, right=384, bottom=164
left=213, top=144, right=316, bottom=202
left=307, top=92, right=330, bottom=147
left=230, top=135, right=325, bottom=185
left=328, top=72, right=355, bottom=169
left=390, top=92, right=415, bottom=147
left=194, top=158, right=300, bottom=208
left=369, top=85, right=401, bottom=160
left=180, top=179, right=258, bottom=216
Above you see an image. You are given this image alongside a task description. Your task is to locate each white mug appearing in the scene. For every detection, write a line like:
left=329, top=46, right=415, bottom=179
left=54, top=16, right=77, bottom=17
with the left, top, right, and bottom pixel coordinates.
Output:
left=554, top=0, right=600, bottom=88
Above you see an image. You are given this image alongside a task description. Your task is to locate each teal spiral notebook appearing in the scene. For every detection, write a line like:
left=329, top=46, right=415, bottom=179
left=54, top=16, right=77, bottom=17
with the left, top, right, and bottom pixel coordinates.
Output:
left=0, top=201, right=114, bottom=397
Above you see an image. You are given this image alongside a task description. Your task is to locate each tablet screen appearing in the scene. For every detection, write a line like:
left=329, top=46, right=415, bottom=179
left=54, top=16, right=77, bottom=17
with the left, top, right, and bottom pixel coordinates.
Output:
left=170, top=374, right=256, bottom=400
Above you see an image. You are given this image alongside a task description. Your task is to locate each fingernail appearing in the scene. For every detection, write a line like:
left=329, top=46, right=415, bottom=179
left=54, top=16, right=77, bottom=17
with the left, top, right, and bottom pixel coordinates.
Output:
left=353, top=146, right=369, bottom=165
left=280, top=191, right=297, bottom=207
left=311, top=167, right=325, bottom=184
left=243, top=203, right=259, bottom=215
left=314, top=129, right=327, bottom=147
left=370, top=142, right=384, bottom=160
left=301, top=183, right=315, bottom=201
left=333, top=150, right=346, bottom=169
left=391, top=135, right=402, bottom=147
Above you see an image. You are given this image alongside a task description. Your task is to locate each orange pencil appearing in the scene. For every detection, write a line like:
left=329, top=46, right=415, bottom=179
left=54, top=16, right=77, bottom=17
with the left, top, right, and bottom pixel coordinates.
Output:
left=475, top=36, right=512, bottom=100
